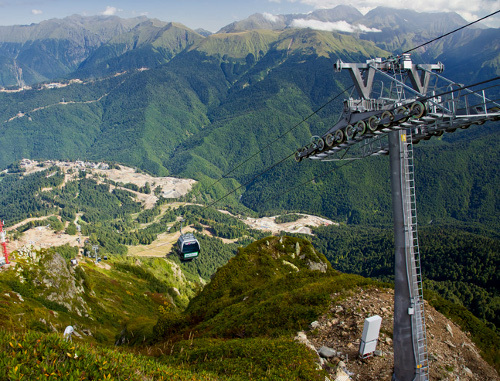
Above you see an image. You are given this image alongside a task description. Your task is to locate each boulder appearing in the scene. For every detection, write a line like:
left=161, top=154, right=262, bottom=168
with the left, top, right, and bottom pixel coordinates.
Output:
left=319, top=346, right=337, bottom=358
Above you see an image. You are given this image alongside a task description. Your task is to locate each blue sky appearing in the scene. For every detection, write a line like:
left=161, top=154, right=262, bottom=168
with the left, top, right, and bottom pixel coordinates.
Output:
left=0, top=0, right=498, bottom=30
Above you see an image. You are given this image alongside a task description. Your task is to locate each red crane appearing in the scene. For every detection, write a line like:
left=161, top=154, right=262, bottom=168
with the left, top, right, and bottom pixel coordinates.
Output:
left=0, top=220, right=10, bottom=264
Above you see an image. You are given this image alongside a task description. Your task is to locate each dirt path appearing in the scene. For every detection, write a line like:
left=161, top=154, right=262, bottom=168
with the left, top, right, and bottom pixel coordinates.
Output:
left=6, top=216, right=56, bottom=232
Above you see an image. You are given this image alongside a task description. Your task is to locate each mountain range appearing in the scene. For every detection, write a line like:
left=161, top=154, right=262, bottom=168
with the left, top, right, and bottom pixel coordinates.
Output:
left=0, top=6, right=498, bottom=229
left=0, top=5, right=494, bottom=88
left=0, top=7, right=498, bottom=379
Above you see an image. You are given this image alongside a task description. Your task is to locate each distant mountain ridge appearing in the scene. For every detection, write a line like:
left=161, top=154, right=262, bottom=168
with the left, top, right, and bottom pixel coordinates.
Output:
left=0, top=15, right=204, bottom=86
left=0, top=15, right=149, bottom=86
left=0, top=6, right=497, bottom=230
left=216, top=5, right=469, bottom=34
left=0, top=6, right=492, bottom=87
left=74, top=21, right=203, bottom=78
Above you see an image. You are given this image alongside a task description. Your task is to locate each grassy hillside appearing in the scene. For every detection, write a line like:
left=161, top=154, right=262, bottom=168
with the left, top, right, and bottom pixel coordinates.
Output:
left=0, top=246, right=201, bottom=344
left=155, top=235, right=498, bottom=376
left=1, top=234, right=498, bottom=378
left=0, top=330, right=227, bottom=380
left=152, top=236, right=377, bottom=380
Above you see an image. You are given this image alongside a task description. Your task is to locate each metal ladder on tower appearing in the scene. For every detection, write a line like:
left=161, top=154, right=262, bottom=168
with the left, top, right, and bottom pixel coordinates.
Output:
left=402, top=130, right=429, bottom=380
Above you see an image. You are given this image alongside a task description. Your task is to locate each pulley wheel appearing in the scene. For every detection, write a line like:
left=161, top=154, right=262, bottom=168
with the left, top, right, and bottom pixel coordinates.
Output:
left=325, top=133, right=335, bottom=147
left=367, top=116, right=378, bottom=132
left=295, top=150, right=302, bottom=162
left=380, top=110, right=394, bottom=128
left=410, top=101, right=426, bottom=119
left=316, top=138, right=325, bottom=151
left=345, top=125, right=355, bottom=140
left=334, top=129, right=345, bottom=143
left=356, top=120, right=367, bottom=135
left=395, top=106, right=409, bottom=123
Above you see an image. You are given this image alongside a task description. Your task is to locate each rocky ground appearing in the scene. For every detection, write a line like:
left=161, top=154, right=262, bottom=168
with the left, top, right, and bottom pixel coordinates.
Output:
left=19, top=159, right=195, bottom=209
left=242, top=214, right=337, bottom=235
left=300, top=287, right=499, bottom=381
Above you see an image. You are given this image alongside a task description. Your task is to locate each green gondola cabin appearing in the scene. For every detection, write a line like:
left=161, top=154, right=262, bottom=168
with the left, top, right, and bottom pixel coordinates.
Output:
left=177, top=233, right=200, bottom=261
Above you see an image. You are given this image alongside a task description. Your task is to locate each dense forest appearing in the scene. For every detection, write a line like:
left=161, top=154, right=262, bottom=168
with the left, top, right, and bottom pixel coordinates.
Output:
left=1, top=164, right=498, bottom=335
left=0, top=167, right=64, bottom=225
left=0, top=26, right=497, bottom=229
left=310, top=224, right=499, bottom=331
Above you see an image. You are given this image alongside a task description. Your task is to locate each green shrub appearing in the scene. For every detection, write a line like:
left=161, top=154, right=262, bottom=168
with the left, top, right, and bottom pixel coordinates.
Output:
left=65, top=222, right=77, bottom=235
left=275, top=214, right=302, bottom=224
left=0, top=330, right=226, bottom=380
left=161, top=337, right=326, bottom=381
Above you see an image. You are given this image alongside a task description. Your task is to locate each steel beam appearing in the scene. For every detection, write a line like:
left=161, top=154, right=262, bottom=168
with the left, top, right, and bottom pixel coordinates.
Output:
left=389, top=131, right=416, bottom=381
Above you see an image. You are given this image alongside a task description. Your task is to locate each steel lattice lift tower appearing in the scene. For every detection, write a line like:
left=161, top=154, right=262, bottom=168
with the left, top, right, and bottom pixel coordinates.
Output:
left=295, top=54, right=500, bottom=380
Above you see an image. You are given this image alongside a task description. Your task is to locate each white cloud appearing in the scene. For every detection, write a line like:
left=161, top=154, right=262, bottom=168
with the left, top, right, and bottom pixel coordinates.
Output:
left=263, top=12, right=279, bottom=22
left=284, top=0, right=500, bottom=27
left=357, top=24, right=381, bottom=33
left=31, top=9, right=42, bottom=15
left=291, top=18, right=381, bottom=32
left=102, top=6, right=120, bottom=16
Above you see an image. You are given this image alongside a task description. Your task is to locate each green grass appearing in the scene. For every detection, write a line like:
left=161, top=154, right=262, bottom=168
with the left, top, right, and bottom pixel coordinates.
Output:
left=160, top=337, right=325, bottom=381
left=154, top=236, right=378, bottom=343
left=0, top=330, right=227, bottom=380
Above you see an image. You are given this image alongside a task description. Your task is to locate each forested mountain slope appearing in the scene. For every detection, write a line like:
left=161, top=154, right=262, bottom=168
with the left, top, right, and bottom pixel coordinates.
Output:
left=0, top=15, right=150, bottom=86
left=0, top=10, right=498, bottom=229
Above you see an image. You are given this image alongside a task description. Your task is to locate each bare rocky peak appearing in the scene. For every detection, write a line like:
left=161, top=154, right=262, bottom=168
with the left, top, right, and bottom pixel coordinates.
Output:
left=359, top=7, right=471, bottom=32
left=307, top=5, right=363, bottom=23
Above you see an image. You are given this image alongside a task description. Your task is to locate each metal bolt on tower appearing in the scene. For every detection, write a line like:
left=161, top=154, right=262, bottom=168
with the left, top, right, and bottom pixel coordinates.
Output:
left=295, top=54, right=500, bottom=380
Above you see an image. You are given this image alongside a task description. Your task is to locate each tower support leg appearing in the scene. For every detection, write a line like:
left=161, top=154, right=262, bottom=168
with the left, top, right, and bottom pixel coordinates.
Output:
left=389, top=131, right=416, bottom=381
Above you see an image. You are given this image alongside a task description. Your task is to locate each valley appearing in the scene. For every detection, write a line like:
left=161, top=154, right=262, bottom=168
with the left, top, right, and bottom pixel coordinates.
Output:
left=3, top=159, right=335, bottom=257
left=0, top=5, right=498, bottom=380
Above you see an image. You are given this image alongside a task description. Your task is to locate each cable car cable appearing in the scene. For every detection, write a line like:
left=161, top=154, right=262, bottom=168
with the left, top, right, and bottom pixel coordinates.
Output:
left=418, top=77, right=500, bottom=103
left=200, top=78, right=500, bottom=210
left=402, top=10, right=500, bottom=56
left=257, top=154, right=356, bottom=207
left=196, top=11, right=500, bottom=205
left=205, top=149, right=299, bottom=209
left=198, top=85, right=354, bottom=199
